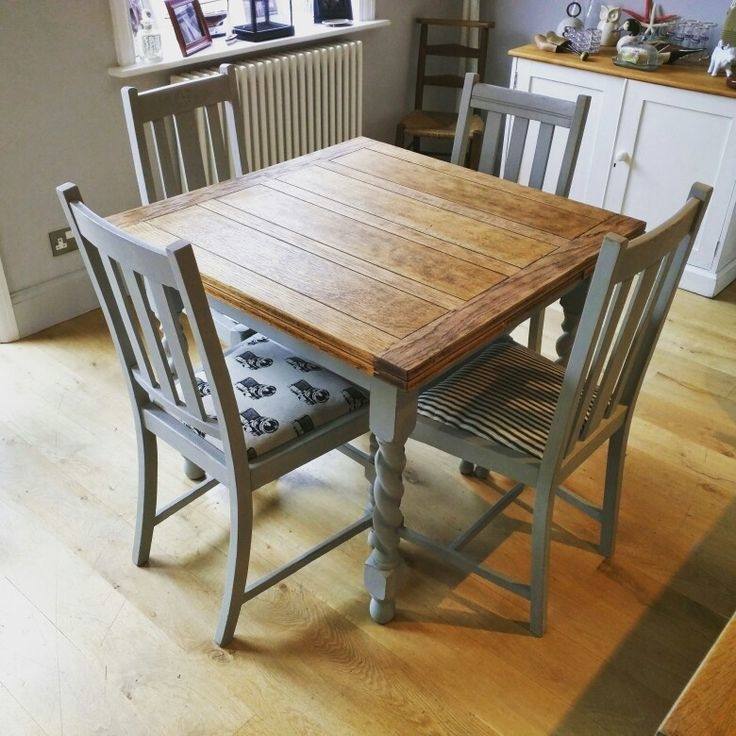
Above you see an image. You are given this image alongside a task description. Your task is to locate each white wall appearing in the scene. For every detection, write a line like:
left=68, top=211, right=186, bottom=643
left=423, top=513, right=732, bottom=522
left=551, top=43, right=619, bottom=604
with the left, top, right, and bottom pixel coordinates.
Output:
left=0, top=0, right=455, bottom=338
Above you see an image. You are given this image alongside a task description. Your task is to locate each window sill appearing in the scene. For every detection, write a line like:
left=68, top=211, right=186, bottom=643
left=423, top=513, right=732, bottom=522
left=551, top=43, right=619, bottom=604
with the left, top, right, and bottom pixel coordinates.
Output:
left=108, top=19, right=390, bottom=79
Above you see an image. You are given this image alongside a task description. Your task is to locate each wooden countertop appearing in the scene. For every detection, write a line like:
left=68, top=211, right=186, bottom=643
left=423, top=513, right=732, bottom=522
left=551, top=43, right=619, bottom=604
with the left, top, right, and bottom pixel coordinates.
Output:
left=509, top=44, right=736, bottom=99
left=658, top=613, right=736, bottom=735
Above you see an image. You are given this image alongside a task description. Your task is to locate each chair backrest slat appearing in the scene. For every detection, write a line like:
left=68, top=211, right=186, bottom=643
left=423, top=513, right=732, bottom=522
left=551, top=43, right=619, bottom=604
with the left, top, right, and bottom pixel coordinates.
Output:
left=151, top=118, right=181, bottom=199
left=543, top=183, right=712, bottom=470
left=120, top=266, right=180, bottom=405
left=503, top=116, right=530, bottom=184
left=57, top=184, right=246, bottom=467
left=148, top=281, right=207, bottom=422
left=173, top=108, right=208, bottom=192
left=101, top=252, right=157, bottom=389
left=122, top=64, right=243, bottom=206
left=205, top=103, right=229, bottom=178
left=414, top=18, right=493, bottom=112
left=452, top=74, right=591, bottom=191
left=528, top=122, right=555, bottom=190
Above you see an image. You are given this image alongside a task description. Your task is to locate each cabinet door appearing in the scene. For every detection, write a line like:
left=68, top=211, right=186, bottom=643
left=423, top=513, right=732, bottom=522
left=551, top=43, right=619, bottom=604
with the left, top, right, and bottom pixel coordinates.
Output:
left=512, top=59, right=626, bottom=206
left=604, top=81, right=736, bottom=269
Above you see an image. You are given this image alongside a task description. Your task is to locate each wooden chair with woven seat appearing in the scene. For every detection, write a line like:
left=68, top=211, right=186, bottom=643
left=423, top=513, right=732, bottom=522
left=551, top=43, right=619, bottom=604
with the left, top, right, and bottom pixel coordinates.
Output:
left=396, top=17, right=493, bottom=165
left=406, top=183, right=712, bottom=636
left=58, top=183, right=374, bottom=647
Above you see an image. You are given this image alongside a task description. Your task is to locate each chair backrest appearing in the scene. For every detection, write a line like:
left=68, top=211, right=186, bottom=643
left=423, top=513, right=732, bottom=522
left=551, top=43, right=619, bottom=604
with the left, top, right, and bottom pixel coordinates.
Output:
left=121, top=64, right=244, bottom=205
left=414, top=18, right=493, bottom=112
left=544, top=183, right=712, bottom=470
left=56, top=183, right=247, bottom=476
left=452, top=73, right=591, bottom=196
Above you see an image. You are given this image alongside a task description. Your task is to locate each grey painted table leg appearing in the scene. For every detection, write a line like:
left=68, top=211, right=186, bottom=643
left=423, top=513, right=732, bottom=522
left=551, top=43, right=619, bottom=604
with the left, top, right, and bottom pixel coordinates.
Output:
left=364, top=385, right=417, bottom=624
left=556, top=278, right=590, bottom=366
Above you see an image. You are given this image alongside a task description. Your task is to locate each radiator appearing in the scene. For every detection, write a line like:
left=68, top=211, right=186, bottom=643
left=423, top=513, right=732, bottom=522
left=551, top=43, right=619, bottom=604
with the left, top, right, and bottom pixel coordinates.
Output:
left=172, top=41, right=363, bottom=175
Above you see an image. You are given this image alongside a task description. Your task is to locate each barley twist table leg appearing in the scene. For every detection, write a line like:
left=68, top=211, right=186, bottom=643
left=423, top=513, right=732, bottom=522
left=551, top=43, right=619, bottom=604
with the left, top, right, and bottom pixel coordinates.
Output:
left=556, top=278, right=590, bottom=366
left=364, top=387, right=416, bottom=624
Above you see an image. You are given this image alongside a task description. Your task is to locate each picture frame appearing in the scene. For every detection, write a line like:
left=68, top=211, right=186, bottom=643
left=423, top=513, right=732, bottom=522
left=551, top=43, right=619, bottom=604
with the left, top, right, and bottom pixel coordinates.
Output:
left=165, top=0, right=212, bottom=57
left=313, top=0, right=353, bottom=24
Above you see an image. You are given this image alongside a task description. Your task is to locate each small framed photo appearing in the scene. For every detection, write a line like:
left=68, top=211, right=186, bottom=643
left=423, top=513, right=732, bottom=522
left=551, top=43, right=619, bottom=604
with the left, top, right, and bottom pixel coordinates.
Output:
left=313, top=0, right=353, bottom=24
left=165, top=0, right=212, bottom=57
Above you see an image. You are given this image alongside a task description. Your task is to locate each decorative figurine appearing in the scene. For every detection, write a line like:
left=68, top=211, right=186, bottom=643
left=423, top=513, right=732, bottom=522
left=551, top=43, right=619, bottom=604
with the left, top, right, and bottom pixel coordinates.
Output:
left=598, top=5, right=622, bottom=46
left=709, top=40, right=736, bottom=77
left=617, top=17, right=642, bottom=50
left=556, top=2, right=584, bottom=36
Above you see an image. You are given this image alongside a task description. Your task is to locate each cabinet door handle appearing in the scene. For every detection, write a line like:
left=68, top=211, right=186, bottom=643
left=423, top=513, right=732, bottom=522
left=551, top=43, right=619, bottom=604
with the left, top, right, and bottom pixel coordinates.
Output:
left=613, top=151, right=631, bottom=166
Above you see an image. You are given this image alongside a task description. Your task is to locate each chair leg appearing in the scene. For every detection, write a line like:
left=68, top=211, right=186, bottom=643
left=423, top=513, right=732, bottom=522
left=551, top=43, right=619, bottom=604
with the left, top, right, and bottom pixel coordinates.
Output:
left=183, top=458, right=206, bottom=481
left=395, top=123, right=406, bottom=148
left=215, top=482, right=254, bottom=647
left=459, top=460, right=489, bottom=479
left=468, top=130, right=483, bottom=170
left=600, top=426, right=629, bottom=559
left=459, top=459, right=475, bottom=475
left=133, top=426, right=158, bottom=567
left=530, top=480, right=556, bottom=636
left=528, top=311, right=545, bottom=353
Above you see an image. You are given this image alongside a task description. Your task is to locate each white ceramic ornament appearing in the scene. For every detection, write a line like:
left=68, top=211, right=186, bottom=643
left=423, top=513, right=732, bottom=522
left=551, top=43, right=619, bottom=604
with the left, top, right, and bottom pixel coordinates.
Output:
left=598, top=5, right=622, bottom=46
left=709, top=40, right=736, bottom=77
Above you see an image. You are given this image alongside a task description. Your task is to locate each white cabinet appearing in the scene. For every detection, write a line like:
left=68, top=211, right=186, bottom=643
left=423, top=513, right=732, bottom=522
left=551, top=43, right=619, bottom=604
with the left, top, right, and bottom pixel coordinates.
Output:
left=511, top=54, right=736, bottom=297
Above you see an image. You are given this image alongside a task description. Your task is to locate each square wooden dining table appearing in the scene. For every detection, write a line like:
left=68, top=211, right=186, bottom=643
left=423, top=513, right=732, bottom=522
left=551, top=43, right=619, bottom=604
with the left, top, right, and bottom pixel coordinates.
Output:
left=110, top=136, right=644, bottom=623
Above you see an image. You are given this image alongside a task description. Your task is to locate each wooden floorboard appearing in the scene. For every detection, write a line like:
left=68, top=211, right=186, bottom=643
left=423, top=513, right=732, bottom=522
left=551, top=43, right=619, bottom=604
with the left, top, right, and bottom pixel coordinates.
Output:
left=0, top=284, right=734, bottom=735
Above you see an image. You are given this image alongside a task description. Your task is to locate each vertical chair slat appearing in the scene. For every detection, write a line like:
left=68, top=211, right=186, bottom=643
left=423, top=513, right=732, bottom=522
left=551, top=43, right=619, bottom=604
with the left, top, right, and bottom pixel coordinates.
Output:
left=101, top=255, right=157, bottom=389
left=606, top=253, right=677, bottom=414
left=149, top=282, right=208, bottom=422
left=478, top=111, right=503, bottom=176
left=567, top=278, right=633, bottom=449
left=123, top=269, right=180, bottom=404
left=151, top=118, right=182, bottom=199
left=504, top=116, right=529, bottom=183
left=585, top=262, right=660, bottom=432
left=205, top=103, right=229, bottom=182
left=528, top=122, right=555, bottom=190
left=174, top=109, right=208, bottom=192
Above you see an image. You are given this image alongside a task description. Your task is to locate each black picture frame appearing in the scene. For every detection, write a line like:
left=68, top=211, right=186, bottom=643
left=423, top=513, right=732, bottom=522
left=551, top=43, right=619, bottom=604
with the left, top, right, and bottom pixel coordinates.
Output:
left=313, top=0, right=353, bottom=23
left=165, top=0, right=212, bottom=57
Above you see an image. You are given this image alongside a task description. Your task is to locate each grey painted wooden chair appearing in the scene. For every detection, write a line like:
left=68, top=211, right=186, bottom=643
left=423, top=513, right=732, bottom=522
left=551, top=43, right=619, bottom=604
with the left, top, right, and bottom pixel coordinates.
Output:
left=121, top=64, right=249, bottom=348
left=452, top=73, right=591, bottom=355
left=408, top=183, right=711, bottom=636
left=58, top=183, right=374, bottom=647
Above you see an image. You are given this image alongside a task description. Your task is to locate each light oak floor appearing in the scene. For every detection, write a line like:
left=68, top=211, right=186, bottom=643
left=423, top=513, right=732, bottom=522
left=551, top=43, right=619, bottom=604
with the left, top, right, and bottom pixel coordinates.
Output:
left=0, top=284, right=734, bottom=736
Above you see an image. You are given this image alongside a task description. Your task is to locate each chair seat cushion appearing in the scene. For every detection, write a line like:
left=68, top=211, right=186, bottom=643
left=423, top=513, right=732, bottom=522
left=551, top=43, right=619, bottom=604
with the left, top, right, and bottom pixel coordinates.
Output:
left=194, top=334, right=369, bottom=461
left=418, top=339, right=564, bottom=459
left=400, top=110, right=484, bottom=139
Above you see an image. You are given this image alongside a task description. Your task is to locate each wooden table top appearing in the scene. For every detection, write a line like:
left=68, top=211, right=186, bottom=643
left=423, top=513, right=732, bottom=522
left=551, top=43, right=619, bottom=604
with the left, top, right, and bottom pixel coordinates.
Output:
left=110, top=137, right=644, bottom=390
left=510, top=45, right=736, bottom=100
left=659, top=613, right=736, bottom=736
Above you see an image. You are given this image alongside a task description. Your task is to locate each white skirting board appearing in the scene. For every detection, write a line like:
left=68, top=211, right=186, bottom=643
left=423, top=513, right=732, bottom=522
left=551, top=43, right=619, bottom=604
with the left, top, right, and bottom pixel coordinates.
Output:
left=11, top=268, right=98, bottom=339
left=681, top=258, right=736, bottom=298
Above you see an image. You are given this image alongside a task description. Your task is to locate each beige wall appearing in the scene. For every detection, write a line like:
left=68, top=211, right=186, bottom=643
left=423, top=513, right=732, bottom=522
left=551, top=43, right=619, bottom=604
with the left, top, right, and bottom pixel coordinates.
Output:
left=0, top=0, right=457, bottom=337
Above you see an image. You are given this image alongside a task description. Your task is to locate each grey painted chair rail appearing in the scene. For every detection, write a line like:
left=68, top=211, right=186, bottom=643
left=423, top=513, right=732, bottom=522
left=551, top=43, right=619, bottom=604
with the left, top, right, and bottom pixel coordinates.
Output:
left=410, top=183, right=712, bottom=636
left=452, top=73, right=591, bottom=355
left=121, top=63, right=248, bottom=351
left=58, top=183, right=373, bottom=647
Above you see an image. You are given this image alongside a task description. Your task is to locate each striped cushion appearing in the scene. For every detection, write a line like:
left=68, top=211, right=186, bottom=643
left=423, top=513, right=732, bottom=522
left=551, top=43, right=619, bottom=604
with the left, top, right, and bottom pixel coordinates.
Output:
left=418, top=338, right=564, bottom=459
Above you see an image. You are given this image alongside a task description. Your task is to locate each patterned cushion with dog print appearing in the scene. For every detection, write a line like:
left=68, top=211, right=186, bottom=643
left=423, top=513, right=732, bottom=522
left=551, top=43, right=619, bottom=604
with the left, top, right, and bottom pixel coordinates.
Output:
left=192, top=333, right=369, bottom=461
